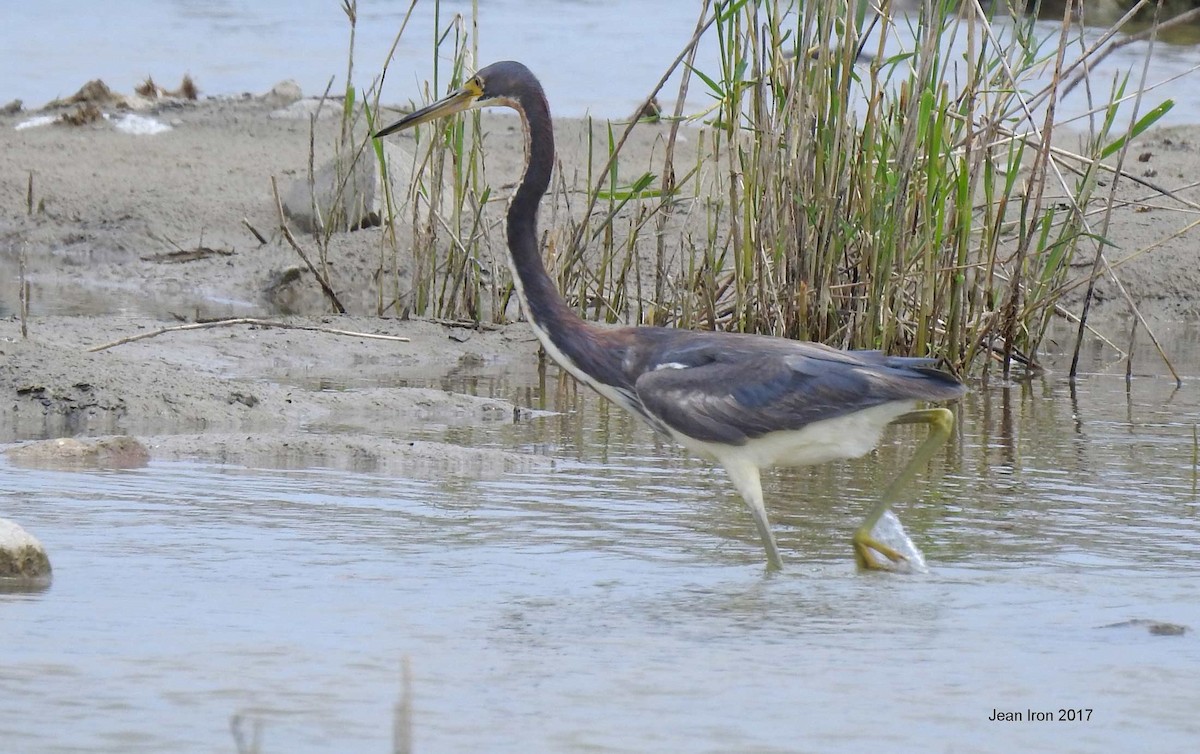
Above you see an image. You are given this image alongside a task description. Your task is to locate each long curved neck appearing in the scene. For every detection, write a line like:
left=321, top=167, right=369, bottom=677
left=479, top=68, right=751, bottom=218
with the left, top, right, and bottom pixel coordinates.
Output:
left=505, top=87, right=577, bottom=337
left=503, top=85, right=636, bottom=395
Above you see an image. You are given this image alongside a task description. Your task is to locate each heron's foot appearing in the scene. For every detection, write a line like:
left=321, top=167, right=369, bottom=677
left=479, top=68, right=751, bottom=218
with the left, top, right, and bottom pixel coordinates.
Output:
left=852, top=530, right=908, bottom=571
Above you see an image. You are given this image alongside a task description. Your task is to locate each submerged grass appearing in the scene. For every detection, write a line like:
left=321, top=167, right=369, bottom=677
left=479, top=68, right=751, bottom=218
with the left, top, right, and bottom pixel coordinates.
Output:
left=369, top=0, right=1184, bottom=377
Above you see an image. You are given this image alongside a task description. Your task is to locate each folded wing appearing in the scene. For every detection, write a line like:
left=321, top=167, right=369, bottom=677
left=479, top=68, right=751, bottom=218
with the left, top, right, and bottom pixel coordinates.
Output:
left=632, top=336, right=964, bottom=445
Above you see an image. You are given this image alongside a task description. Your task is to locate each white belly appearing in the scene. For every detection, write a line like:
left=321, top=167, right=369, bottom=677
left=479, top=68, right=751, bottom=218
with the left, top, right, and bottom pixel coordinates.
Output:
left=669, top=400, right=917, bottom=470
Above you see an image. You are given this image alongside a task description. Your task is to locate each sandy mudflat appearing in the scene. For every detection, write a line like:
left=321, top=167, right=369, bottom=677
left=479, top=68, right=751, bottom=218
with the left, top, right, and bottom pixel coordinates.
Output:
left=1, top=86, right=1198, bottom=470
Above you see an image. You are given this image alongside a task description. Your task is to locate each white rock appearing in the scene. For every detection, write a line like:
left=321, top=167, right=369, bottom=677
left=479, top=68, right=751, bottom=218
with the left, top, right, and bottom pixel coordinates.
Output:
left=0, top=518, right=51, bottom=582
left=111, top=113, right=171, bottom=135
left=14, top=115, right=56, bottom=131
left=261, top=80, right=303, bottom=109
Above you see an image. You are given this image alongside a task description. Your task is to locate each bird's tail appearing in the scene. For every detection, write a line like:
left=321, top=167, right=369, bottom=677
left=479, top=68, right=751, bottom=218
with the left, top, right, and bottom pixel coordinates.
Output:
left=884, top=356, right=967, bottom=400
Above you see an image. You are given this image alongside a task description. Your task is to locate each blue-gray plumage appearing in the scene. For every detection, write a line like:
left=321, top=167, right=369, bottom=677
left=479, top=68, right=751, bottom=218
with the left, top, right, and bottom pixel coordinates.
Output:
left=623, top=333, right=962, bottom=444
left=376, top=61, right=965, bottom=571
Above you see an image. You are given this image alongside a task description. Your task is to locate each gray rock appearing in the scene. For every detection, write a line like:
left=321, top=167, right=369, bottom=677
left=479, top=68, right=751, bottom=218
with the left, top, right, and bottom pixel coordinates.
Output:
left=281, top=149, right=379, bottom=233
left=6, top=435, right=150, bottom=470
left=281, top=141, right=443, bottom=234
left=268, top=97, right=336, bottom=121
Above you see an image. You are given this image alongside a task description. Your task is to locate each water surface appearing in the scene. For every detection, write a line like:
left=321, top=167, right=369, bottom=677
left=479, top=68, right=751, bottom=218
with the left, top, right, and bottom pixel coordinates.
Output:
left=3, top=338, right=1199, bottom=752
left=2, top=1, right=1199, bottom=122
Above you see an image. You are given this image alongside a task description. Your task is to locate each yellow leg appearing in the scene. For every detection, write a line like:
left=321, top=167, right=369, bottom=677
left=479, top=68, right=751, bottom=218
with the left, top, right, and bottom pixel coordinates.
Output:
left=852, top=407, right=955, bottom=570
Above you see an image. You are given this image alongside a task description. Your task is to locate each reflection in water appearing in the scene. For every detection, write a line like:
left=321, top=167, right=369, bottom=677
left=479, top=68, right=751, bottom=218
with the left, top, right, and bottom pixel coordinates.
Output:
left=2, top=343, right=1200, bottom=752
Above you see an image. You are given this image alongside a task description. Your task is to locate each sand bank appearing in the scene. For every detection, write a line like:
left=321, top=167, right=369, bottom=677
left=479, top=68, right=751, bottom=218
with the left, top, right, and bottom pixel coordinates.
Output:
left=2, top=88, right=1198, bottom=468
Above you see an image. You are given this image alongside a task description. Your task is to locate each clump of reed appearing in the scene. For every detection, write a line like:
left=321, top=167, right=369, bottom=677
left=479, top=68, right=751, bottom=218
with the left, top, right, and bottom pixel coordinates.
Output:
left=379, top=0, right=1184, bottom=377
left=659, top=0, right=1182, bottom=379
left=321, top=0, right=501, bottom=320
left=393, top=4, right=500, bottom=322
left=283, top=0, right=430, bottom=317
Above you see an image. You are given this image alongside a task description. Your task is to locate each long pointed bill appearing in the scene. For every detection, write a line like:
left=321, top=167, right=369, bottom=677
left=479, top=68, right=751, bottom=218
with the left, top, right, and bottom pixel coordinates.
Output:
left=374, top=81, right=481, bottom=138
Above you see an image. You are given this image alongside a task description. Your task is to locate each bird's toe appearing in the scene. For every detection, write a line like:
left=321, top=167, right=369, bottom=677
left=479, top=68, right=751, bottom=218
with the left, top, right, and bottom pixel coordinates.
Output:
left=852, top=533, right=908, bottom=571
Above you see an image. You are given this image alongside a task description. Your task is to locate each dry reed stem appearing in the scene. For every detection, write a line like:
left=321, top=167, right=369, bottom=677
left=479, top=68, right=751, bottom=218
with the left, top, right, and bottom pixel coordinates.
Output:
left=18, top=242, right=30, bottom=339
left=242, top=218, right=268, bottom=245
left=87, top=318, right=409, bottom=353
left=1068, top=0, right=1181, bottom=385
left=567, top=7, right=719, bottom=259
left=1058, top=6, right=1200, bottom=100
left=965, top=0, right=1176, bottom=379
left=652, top=0, right=711, bottom=322
left=271, top=176, right=347, bottom=314
left=1018, top=0, right=1155, bottom=115
left=393, top=656, right=413, bottom=754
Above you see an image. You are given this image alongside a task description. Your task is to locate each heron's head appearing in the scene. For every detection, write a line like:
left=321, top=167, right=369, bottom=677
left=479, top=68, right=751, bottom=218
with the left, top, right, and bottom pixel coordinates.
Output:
left=374, top=61, right=542, bottom=138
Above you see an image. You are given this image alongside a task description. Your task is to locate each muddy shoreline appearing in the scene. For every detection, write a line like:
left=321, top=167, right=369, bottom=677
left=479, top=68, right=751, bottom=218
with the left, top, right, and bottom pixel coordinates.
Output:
left=2, top=91, right=1199, bottom=470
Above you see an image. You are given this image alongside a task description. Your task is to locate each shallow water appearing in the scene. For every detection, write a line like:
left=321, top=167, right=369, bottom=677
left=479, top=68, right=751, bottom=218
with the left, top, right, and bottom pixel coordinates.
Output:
left=3, top=338, right=1200, bottom=752
left=2, top=1, right=1199, bottom=122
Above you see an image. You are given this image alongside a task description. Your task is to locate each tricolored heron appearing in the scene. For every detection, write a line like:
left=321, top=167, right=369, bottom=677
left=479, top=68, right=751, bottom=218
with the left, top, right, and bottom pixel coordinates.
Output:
left=375, top=61, right=965, bottom=571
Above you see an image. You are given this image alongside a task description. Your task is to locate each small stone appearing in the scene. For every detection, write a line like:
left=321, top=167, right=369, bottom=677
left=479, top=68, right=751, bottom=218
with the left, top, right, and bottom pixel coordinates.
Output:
left=1147, top=622, right=1188, bottom=636
left=261, top=80, right=303, bottom=109
left=1098, top=618, right=1188, bottom=637
left=268, top=98, right=332, bottom=121
left=229, top=391, right=259, bottom=408
left=0, top=518, right=52, bottom=585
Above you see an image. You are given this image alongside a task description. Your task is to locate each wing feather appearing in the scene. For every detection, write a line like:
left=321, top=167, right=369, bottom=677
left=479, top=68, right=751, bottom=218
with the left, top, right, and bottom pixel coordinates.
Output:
left=630, top=334, right=963, bottom=445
